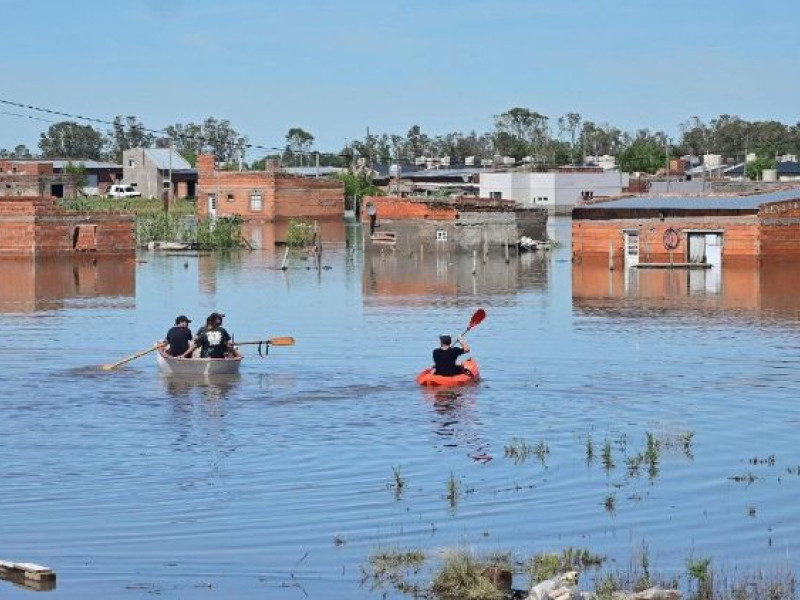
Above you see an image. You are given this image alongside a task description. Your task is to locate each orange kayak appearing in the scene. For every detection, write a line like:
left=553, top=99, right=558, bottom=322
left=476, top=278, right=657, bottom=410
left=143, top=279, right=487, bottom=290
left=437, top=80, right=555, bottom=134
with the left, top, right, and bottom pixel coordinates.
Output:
left=415, top=358, right=480, bottom=387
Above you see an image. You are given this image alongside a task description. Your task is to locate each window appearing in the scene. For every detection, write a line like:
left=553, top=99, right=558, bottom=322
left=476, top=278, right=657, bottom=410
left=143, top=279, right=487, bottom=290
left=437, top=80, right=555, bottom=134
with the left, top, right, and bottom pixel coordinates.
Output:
left=128, top=159, right=135, bottom=168
left=227, top=193, right=235, bottom=203
left=489, top=191, right=501, bottom=199
left=436, top=230, right=447, bottom=241
left=250, top=193, right=263, bottom=211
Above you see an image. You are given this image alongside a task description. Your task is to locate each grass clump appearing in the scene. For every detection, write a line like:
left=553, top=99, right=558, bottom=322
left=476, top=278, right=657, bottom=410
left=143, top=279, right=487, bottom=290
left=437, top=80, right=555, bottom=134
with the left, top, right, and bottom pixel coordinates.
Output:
left=196, top=216, right=244, bottom=249
left=362, top=548, right=426, bottom=596
left=286, top=218, right=316, bottom=247
left=528, top=547, right=604, bottom=585
left=431, top=550, right=505, bottom=600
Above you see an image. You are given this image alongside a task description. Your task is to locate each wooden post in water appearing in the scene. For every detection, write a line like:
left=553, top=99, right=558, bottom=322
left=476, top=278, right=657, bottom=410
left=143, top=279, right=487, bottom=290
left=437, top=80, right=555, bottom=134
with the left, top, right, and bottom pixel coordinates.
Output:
left=505, top=235, right=510, bottom=264
left=472, top=249, right=477, bottom=275
left=281, top=246, right=290, bottom=270
left=608, top=241, right=615, bottom=271
left=420, top=243, right=423, bottom=262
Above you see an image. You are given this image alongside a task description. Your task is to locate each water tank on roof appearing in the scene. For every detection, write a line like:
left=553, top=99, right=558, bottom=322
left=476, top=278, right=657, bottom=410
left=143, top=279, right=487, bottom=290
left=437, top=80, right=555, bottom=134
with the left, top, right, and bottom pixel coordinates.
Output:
left=762, top=169, right=778, bottom=182
left=415, top=157, right=427, bottom=166
left=465, top=156, right=475, bottom=166
left=703, top=154, right=722, bottom=167
left=389, top=164, right=402, bottom=177
left=502, top=156, right=515, bottom=165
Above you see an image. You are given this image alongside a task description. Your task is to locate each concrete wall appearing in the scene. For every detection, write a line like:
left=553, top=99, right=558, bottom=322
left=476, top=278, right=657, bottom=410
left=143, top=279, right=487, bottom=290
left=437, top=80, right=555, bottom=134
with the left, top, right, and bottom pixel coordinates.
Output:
left=479, top=171, right=628, bottom=214
left=123, top=148, right=161, bottom=198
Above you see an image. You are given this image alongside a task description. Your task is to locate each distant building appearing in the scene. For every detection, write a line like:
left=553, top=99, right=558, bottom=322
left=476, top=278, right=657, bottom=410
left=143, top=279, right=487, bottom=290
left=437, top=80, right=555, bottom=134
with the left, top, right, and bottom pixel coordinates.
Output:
left=195, top=154, right=344, bottom=221
left=122, top=148, right=197, bottom=200
left=479, top=170, right=629, bottom=215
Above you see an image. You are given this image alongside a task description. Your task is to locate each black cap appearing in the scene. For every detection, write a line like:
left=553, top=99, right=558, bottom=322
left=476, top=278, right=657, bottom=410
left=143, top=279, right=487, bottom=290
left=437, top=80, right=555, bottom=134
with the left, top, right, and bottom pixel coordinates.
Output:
left=210, top=311, right=226, bottom=319
left=175, top=315, right=191, bottom=324
left=440, top=335, right=452, bottom=345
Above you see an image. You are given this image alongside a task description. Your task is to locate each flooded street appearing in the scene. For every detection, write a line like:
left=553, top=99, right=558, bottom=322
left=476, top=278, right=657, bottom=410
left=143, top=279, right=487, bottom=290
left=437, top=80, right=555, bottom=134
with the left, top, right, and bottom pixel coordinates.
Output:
left=2, top=218, right=800, bottom=599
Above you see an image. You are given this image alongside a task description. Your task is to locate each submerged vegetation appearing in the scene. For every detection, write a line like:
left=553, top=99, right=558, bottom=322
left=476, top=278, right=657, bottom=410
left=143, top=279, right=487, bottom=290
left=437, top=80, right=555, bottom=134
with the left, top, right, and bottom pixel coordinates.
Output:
left=286, top=218, right=316, bottom=247
left=362, top=545, right=795, bottom=600
left=135, top=214, right=244, bottom=248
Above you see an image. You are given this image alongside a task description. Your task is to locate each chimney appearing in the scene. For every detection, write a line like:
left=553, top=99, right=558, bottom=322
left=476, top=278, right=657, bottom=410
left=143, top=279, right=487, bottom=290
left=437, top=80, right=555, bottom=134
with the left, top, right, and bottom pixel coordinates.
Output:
left=196, top=154, right=216, bottom=175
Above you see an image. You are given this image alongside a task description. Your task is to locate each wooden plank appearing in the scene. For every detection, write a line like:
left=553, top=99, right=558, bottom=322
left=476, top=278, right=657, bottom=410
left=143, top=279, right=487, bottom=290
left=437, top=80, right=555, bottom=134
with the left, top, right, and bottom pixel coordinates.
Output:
left=0, top=559, right=56, bottom=581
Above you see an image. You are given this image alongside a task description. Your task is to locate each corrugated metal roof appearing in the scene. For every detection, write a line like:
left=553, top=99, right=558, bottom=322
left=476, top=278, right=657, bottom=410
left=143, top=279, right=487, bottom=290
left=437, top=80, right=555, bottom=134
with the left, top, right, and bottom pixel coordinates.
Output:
left=144, top=148, right=191, bottom=170
left=402, top=168, right=489, bottom=180
left=586, top=188, right=800, bottom=211
left=281, top=167, right=345, bottom=176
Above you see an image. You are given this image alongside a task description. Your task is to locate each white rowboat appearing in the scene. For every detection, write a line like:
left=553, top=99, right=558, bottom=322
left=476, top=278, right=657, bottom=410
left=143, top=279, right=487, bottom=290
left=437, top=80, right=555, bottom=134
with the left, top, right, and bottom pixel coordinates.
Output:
left=156, top=347, right=242, bottom=376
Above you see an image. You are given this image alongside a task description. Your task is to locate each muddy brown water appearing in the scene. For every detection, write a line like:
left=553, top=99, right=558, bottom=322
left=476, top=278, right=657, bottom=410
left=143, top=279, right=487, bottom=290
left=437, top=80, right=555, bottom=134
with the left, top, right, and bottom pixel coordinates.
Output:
left=1, top=219, right=800, bottom=598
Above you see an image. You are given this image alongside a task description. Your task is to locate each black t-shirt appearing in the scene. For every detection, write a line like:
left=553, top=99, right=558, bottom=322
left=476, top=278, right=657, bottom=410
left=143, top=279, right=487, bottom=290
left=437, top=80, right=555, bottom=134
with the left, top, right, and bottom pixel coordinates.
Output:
left=432, top=346, right=466, bottom=376
left=165, top=326, right=193, bottom=356
left=199, top=326, right=231, bottom=359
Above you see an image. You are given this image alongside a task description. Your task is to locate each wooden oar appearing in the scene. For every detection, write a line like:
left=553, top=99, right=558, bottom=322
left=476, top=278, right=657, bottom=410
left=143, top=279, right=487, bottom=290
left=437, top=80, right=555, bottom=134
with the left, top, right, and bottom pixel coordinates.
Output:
left=460, top=309, right=486, bottom=337
left=234, top=337, right=295, bottom=346
left=100, top=344, right=163, bottom=371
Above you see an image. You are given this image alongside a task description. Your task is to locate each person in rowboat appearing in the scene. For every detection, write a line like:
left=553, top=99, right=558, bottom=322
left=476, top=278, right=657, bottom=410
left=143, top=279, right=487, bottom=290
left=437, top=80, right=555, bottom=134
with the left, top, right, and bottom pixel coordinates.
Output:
left=163, top=315, right=193, bottom=357
left=183, top=313, right=240, bottom=359
left=432, top=334, right=471, bottom=377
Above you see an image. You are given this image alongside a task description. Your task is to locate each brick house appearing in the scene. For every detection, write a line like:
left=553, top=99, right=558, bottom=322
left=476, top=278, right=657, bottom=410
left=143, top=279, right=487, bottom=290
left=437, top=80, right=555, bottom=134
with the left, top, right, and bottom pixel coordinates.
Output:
left=572, top=188, right=800, bottom=267
left=0, top=196, right=135, bottom=256
left=195, top=154, right=344, bottom=221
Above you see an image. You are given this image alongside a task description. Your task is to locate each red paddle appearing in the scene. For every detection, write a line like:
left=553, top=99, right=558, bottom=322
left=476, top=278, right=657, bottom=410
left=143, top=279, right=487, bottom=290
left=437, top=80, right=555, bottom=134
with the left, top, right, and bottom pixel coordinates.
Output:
left=460, top=308, right=486, bottom=337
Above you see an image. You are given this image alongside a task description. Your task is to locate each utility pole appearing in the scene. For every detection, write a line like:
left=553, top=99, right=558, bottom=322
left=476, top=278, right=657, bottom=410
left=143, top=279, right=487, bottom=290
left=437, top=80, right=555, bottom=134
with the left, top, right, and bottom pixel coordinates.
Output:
left=167, top=138, right=173, bottom=211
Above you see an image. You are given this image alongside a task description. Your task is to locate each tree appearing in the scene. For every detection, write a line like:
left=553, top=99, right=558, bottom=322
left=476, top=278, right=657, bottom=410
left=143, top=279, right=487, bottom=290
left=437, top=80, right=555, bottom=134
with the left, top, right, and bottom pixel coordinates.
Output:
left=405, top=124, right=429, bottom=159
left=107, top=115, right=155, bottom=162
left=285, top=128, right=314, bottom=154
left=557, top=112, right=582, bottom=164
left=39, top=121, right=105, bottom=160
left=678, top=116, right=709, bottom=156
left=163, top=118, right=247, bottom=165
left=745, top=155, right=777, bottom=180
left=493, top=107, right=550, bottom=162
left=618, top=131, right=671, bottom=173
left=0, top=144, right=33, bottom=159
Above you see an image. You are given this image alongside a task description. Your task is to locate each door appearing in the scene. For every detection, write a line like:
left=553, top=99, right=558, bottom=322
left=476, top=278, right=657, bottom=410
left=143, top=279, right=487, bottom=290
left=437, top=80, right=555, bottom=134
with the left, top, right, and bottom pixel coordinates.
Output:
left=624, top=232, right=639, bottom=266
left=207, top=194, right=217, bottom=219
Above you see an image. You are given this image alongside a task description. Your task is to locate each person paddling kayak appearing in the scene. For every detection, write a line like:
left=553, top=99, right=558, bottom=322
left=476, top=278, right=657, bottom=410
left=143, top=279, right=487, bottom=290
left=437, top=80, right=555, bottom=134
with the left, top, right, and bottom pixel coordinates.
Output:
left=433, top=334, right=471, bottom=377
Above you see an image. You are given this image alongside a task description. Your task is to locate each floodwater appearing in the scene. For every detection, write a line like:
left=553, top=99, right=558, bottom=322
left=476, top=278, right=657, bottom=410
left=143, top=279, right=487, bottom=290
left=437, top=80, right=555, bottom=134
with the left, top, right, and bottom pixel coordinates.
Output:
left=2, top=218, right=800, bottom=598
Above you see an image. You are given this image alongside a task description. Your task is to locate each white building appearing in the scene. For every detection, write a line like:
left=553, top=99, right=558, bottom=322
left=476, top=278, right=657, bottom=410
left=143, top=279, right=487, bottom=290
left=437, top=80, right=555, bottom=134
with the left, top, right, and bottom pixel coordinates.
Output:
left=479, top=171, right=629, bottom=215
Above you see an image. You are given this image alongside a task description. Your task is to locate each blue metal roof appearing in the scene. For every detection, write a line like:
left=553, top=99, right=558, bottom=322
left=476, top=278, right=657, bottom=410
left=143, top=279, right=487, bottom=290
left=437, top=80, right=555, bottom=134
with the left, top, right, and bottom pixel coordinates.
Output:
left=586, top=188, right=800, bottom=211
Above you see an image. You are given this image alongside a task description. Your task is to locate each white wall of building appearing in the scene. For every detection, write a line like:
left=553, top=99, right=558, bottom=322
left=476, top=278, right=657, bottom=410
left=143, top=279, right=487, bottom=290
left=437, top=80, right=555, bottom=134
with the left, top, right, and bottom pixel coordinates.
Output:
left=479, top=171, right=628, bottom=214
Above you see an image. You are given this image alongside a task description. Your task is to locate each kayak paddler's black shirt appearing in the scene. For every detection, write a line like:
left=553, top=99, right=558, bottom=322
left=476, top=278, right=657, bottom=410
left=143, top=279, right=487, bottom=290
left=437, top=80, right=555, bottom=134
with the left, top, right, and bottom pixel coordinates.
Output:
left=165, top=326, right=193, bottom=356
left=432, top=346, right=466, bottom=376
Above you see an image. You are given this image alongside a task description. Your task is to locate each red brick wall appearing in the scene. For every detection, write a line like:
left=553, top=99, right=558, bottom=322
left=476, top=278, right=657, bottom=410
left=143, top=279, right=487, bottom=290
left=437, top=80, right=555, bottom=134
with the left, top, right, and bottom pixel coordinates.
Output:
left=361, top=195, right=457, bottom=222
left=195, top=154, right=344, bottom=221
left=572, top=215, right=760, bottom=265
left=758, top=199, right=800, bottom=259
left=0, top=196, right=134, bottom=256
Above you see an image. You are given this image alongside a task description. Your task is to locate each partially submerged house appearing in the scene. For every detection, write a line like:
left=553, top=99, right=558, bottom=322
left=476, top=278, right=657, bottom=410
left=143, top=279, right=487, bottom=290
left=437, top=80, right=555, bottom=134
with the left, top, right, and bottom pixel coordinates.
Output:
left=0, top=196, right=135, bottom=256
left=359, top=195, right=547, bottom=253
left=572, top=188, right=800, bottom=268
left=195, top=154, right=344, bottom=221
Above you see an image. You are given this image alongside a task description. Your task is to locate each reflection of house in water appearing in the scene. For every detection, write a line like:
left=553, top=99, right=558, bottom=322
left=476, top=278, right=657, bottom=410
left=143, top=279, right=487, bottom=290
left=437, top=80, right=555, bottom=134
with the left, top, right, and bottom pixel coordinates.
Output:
left=573, top=259, right=800, bottom=319
left=362, top=250, right=548, bottom=308
left=0, top=256, right=135, bottom=312
left=197, top=220, right=350, bottom=295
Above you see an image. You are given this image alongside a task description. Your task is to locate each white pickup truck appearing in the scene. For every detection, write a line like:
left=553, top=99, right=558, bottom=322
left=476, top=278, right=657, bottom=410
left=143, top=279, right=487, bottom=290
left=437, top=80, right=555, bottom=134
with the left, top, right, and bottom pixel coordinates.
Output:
left=107, top=184, right=141, bottom=199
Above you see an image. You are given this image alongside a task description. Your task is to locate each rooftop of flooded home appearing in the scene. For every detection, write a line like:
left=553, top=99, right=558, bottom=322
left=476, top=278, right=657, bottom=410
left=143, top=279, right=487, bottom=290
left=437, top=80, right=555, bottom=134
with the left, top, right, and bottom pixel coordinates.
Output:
left=1, top=218, right=800, bottom=599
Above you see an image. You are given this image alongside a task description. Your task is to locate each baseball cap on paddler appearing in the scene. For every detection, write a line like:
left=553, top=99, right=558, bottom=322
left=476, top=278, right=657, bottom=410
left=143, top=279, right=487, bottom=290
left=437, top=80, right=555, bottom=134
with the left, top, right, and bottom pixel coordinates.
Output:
left=210, top=311, right=226, bottom=319
left=175, top=315, right=192, bottom=324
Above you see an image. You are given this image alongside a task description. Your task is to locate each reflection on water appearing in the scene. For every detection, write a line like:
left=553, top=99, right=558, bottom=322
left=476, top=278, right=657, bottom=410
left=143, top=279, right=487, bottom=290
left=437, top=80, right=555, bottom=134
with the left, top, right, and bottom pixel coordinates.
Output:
left=160, top=373, right=241, bottom=401
left=424, top=388, right=493, bottom=463
left=0, top=255, right=135, bottom=312
left=574, top=258, right=800, bottom=320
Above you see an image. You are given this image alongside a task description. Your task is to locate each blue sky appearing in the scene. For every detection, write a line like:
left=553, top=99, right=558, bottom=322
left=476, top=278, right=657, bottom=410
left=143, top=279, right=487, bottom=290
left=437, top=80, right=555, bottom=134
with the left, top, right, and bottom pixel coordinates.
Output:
left=1, top=0, right=799, bottom=157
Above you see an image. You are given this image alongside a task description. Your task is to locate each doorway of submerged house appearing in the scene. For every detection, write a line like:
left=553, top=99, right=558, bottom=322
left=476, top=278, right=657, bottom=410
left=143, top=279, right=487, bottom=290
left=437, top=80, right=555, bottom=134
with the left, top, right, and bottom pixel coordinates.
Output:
left=687, top=231, right=722, bottom=294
